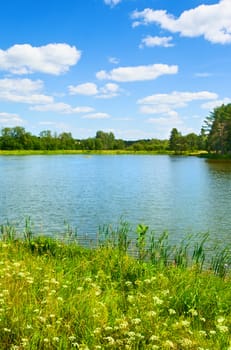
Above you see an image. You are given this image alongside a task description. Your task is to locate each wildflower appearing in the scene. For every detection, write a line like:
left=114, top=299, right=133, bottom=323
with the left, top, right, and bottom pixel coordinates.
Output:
left=127, top=331, right=136, bottom=338
left=143, top=279, right=151, bottom=284
left=188, top=308, right=198, bottom=316
left=93, top=328, right=101, bottom=335
left=180, top=320, right=190, bottom=327
left=3, top=328, right=11, bottom=332
left=125, top=281, right=133, bottom=287
left=57, top=296, right=63, bottom=302
left=43, top=338, right=49, bottom=343
left=26, top=277, right=34, bottom=284
left=149, top=335, right=159, bottom=342
left=168, top=308, right=176, bottom=315
left=38, top=316, right=46, bottom=323
left=153, top=296, right=163, bottom=305
left=217, top=316, right=225, bottom=324
left=216, top=324, right=229, bottom=333
left=51, top=278, right=59, bottom=285
left=131, top=318, right=141, bottom=325
left=95, top=288, right=101, bottom=296
left=180, top=338, right=193, bottom=347
left=53, top=337, right=59, bottom=342
left=21, top=338, right=29, bottom=345
left=164, top=340, right=175, bottom=348
left=49, top=289, right=56, bottom=295
left=147, top=310, right=157, bottom=317
left=105, top=336, right=115, bottom=345
left=209, top=330, right=216, bottom=335
left=68, top=335, right=76, bottom=341
left=199, top=330, right=207, bottom=337
left=127, top=295, right=135, bottom=303
left=84, top=277, right=92, bottom=283
left=119, top=320, right=129, bottom=329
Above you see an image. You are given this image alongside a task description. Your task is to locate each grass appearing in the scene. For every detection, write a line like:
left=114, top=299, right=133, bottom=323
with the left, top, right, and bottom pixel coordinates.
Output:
left=0, top=149, right=207, bottom=156
left=0, top=222, right=230, bottom=349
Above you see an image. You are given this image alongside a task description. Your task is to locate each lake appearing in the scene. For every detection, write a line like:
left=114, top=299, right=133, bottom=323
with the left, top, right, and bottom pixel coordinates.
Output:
left=0, top=154, right=231, bottom=245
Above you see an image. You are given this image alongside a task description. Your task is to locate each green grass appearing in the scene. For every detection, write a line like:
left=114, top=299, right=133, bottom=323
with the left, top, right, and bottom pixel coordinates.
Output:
left=0, top=149, right=207, bottom=156
left=0, top=224, right=230, bottom=349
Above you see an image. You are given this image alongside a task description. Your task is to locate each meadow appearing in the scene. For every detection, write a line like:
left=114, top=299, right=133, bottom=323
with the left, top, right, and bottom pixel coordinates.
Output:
left=0, top=222, right=230, bottom=350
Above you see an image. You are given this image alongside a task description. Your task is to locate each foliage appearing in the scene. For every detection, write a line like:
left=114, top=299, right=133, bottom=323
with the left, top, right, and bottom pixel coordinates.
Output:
left=203, top=103, right=231, bottom=154
left=0, top=223, right=230, bottom=349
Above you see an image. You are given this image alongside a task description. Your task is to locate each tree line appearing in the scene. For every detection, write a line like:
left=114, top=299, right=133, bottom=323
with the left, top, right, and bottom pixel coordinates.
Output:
left=0, top=104, right=230, bottom=153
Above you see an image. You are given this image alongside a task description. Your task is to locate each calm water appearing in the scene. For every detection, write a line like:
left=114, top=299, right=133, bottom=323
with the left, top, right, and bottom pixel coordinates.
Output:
left=0, top=155, right=231, bottom=244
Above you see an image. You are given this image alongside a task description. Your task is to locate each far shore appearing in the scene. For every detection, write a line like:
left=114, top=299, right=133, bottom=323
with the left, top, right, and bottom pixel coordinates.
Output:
left=0, top=149, right=207, bottom=156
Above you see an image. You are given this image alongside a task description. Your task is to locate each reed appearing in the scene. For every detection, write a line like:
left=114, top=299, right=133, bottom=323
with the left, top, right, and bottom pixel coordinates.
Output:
left=0, top=222, right=230, bottom=349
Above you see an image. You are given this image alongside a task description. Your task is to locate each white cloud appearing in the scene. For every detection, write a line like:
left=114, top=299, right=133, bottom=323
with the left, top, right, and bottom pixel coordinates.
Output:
left=96, top=63, right=178, bottom=82
left=31, top=103, right=94, bottom=114
left=69, top=83, right=99, bottom=96
left=138, top=91, right=218, bottom=115
left=0, top=43, right=81, bottom=75
left=97, top=83, right=120, bottom=98
left=0, top=112, right=24, bottom=125
left=147, top=114, right=194, bottom=139
left=104, top=0, right=121, bottom=7
left=195, top=72, right=212, bottom=78
left=131, top=0, right=231, bottom=44
left=82, top=112, right=111, bottom=119
left=108, top=56, right=120, bottom=64
left=140, top=36, right=174, bottom=48
left=68, top=82, right=121, bottom=98
left=0, top=78, right=53, bottom=104
left=201, top=98, right=231, bottom=110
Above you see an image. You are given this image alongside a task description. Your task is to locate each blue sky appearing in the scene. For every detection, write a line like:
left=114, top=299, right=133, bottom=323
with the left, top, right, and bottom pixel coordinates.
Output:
left=0, top=0, right=230, bottom=140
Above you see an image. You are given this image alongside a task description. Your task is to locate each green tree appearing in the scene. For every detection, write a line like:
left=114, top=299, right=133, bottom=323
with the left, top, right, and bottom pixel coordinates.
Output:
left=169, top=128, right=182, bottom=153
left=0, top=127, right=33, bottom=150
left=203, top=104, right=231, bottom=154
left=58, top=132, right=75, bottom=150
left=96, top=131, right=115, bottom=149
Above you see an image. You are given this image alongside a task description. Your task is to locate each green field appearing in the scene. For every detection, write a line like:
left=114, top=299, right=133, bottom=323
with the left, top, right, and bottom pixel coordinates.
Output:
left=0, top=223, right=230, bottom=349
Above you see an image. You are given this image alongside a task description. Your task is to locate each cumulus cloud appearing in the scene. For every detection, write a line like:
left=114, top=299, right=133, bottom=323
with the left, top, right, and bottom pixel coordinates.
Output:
left=140, top=36, right=174, bottom=48
left=201, top=98, right=231, bottom=110
left=31, top=103, right=94, bottom=114
left=138, top=91, right=218, bottom=115
left=0, top=112, right=24, bottom=125
left=104, top=0, right=121, bottom=7
left=131, top=0, right=231, bottom=44
left=0, top=43, right=81, bottom=75
left=69, top=83, right=99, bottom=96
left=96, top=63, right=178, bottom=82
left=0, top=78, right=53, bottom=104
left=68, top=82, right=120, bottom=98
left=82, top=112, right=111, bottom=119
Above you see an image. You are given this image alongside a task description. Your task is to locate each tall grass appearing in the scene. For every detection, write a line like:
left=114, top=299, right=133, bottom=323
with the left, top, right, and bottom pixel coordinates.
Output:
left=0, top=222, right=230, bottom=349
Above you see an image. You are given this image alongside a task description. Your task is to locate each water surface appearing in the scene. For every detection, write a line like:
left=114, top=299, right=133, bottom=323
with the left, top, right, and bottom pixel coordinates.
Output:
left=0, top=155, right=231, bottom=245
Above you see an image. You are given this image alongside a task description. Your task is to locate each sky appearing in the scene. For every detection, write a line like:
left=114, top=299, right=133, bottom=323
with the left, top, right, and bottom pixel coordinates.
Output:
left=0, top=0, right=231, bottom=140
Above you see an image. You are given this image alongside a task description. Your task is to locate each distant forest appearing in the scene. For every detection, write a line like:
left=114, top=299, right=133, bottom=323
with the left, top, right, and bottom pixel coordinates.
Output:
left=0, top=104, right=231, bottom=154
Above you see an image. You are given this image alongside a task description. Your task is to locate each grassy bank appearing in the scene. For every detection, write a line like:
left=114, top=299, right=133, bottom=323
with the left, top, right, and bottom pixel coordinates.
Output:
left=0, top=149, right=206, bottom=156
left=0, top=224, right=230, bottom=349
